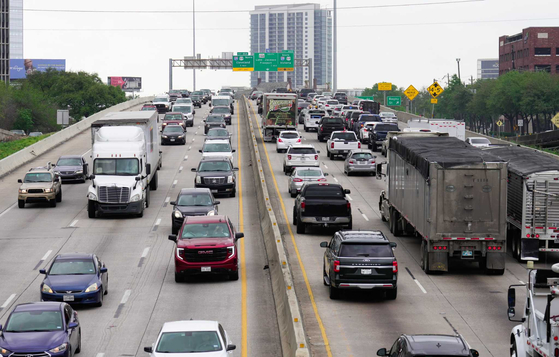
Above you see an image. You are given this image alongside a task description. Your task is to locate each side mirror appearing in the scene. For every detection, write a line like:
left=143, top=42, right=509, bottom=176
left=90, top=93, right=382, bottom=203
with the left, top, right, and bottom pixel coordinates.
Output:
left=191, top=168, right=197, bottom=172
left=214, top=201, right=221, bottom=205
left=324, top=173, right=329, bottom=176
left=168, top=234, right=177, bottom=242
left=343, top=189, right=351, bottom=194
left=83, top=163, right=88, bottom=175
left=226, top=344, right=236, bottom=351
left=232, top=149, right=236, bottom=153
left=508, top=287, right=515, bottom=308
left=88, top=174, right=96, bottom=180
left=470, top=349, right=479, bottom=357
left=68, top=322, right=78, bottom=329
left=18, top=179, right=22, bottom=183
left=100, top=267, right=108, bottom=273
left=39, top=269, right=47, bottom=274
left=146, top=163, right=151, bottom=175
left=376, top=348, right=388, bottom=356
left=235, top=232, right=244, bottom=240
left=170, top=201, right=176, bottom=205
left=316, top=150, right=321, bottom=154
left=144, top=347, right=153, bottom=353
left=233, top=167, right=239, bottom=171
left=320, top=241, right=328, bottom=248
left=135, top=176, right=141, bottom=182
left=199, top=150, right=203, bottom=153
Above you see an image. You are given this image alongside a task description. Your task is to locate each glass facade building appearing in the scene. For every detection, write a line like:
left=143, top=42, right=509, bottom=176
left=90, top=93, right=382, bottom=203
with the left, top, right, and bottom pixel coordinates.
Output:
left=9, top=0, right=22, bottom=59
left=249, top=4, right=332, bottom=88
left=0, top=0, right=9, bottom=82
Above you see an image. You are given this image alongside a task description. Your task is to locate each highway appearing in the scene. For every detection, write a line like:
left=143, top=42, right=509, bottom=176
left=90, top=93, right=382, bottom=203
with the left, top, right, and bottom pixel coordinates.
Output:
left=243, top=97, right=558, bottom=357
left=0, top=103, right=281, bottom=356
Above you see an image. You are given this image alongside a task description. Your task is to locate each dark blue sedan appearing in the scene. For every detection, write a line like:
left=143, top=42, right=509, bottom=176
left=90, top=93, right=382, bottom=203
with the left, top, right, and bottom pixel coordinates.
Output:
left=40, top=253, right=108, bottom=306
left=0, top=302, right=81, bottom=356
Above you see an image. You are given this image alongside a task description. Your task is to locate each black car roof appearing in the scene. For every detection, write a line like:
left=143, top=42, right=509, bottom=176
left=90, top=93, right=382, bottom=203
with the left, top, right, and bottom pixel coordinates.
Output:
left=403, top=334, right=471, bottom=356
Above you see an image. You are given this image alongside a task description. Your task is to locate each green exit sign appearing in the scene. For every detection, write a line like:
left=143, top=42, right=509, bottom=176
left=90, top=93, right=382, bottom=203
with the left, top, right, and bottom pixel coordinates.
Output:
left=387, top=96, right=402, bottom=106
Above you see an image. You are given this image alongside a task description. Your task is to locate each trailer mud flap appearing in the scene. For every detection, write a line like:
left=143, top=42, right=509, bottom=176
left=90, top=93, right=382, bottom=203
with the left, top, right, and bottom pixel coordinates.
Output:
left=520, top=238, right=539, bottom=261
left=486, top=252, right=505, bottom=270
left=429, top=252, right=448, bottom=272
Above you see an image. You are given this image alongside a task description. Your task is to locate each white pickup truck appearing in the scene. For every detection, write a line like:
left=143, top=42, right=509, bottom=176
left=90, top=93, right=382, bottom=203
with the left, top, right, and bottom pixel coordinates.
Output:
left=326, top=131, right=361, bottom=160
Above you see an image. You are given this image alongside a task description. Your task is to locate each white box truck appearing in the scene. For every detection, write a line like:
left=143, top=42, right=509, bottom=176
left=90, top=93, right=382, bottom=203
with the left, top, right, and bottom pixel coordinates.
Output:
left=87, top=111, right=162, bottom=218
left=408, top=118, right=466, bottom=141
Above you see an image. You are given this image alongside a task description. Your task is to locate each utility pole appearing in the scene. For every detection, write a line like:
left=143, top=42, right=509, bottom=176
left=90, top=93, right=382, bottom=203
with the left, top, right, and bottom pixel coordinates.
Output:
left=456, top=58, right=461, bottom=82
left=333, top=0, right=337, bottom=93
left=169, top=58, right=173, bottom=92
left=193, top=0, right=196, bottom=91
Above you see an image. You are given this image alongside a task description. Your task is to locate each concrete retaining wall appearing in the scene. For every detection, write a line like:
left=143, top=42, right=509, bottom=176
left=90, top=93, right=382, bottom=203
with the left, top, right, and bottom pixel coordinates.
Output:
left=0, top=97, right=154, bottom=177
left=240, top=97, right=310, bottom=357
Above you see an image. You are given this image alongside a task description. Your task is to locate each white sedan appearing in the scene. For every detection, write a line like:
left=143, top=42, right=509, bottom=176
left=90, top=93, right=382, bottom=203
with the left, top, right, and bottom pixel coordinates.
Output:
left=143, top=320, right=236, bottom=356
left=466, top=137, right=492, bottom=147
left=379, top=111, right=398, bottom=123
left=276, top=130, right=301, bottom=153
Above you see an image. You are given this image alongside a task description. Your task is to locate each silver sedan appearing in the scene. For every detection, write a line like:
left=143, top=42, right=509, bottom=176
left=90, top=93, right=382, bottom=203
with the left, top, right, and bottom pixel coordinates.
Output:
left=287, top=167, right=328, bottom=197
left=344, top=149, right=377, bottom=176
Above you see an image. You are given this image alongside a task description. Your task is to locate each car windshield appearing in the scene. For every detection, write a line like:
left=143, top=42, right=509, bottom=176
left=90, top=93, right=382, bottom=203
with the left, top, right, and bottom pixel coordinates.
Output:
left=351, top=153, right=373, bottom=160
left=57, top=158, right=81, bottom=166
left=327, top=100, right=338, bottom=105
left=177, top=194, right=212, bottom=206
left=322, top=118, right=343, bottom=124
left=5, top=311, right=64, bottom=332
left=174, top=106, right=192, bottom=114
left=24, top=173, right=52, bottom=183
left=156, top=331, right=222, bottom=353
left=360, top=115, right=381, bottom=121
left=212, top=107, right=229, bottom=114
left=165, top=114, right=183, bottom=120
left=207, top=129, right=228, bottom=137
left=141, top=106, right=155, bottom=111
left=181, top=223, right=230, bottom=238
left=93, top=158, right=139, bottom=176
left=49, top=260, right=96, bottom=275
left=375, top=124, right=399, bottom=132
left=332, top=133, right=356, bottom=141
left=296, top=169, right=322, bottom=177
left=309, top=111, right=325, bottom=116
left=176, top=99, right=192, bottom=104
left=207, top=116, right=224, bottom=123
left=198, top=161, right=231, bottom=172
left=280, top=132, right=299, bottom=139
left=203, top=143, right=231, bottom=152
left=305, top=185, right=343, bottom=198
left=163, top=126, right=184, bottom=133
left=340, top=243, right=393, bottom=257
left=471, top=138, right=490, bottom=144
left=154, top=97, right=167, bottom=102
left=289, top=147, right=316, bottom=155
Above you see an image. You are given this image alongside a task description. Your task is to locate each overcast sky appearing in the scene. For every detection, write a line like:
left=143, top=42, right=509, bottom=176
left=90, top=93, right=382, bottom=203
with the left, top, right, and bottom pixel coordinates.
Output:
left=23, top=0, right=558, bottom=95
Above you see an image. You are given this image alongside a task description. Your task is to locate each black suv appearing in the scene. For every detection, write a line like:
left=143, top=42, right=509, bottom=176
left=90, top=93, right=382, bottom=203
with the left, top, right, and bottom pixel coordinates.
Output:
left=204, top=115, right=227, bottom=134
left=192, top=157, right=237, bottom=197
left=170, top=188, right=220, bottom=234
left=320, top=230, right=397, bottom=300
left=377, top=334, right=479, bottom=357
left=333, top=92, right=348, bottom=105
left=368, top=123, right=400, bottom=152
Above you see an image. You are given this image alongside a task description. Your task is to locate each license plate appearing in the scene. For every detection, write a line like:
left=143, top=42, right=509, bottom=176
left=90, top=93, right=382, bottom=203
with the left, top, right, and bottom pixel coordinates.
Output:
left=63, top=295, right=74, bottom=302
left=211, top=189, right=218, bottom=193
left=201, top=267, right=211, bottom=272
left=361, top=269, right=372, bottom=275
left=170, top=139, right=175, bottom=141
left=462, top=250, right=473, bottom=257
left=341, top=150, right=348, bottom=154
left=321, top=217, right=330, bottom=221
left=358, top=161, right=366, bottom=165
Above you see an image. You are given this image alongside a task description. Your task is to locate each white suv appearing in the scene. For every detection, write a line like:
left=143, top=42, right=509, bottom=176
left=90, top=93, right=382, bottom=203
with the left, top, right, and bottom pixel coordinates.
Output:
left=276, top=131, right=301, bottom=153
left=379, top=111, right=398, bottom=123
left=283, top=145, right=320, bottom=175
left=304, top=109, right=327, bottom=132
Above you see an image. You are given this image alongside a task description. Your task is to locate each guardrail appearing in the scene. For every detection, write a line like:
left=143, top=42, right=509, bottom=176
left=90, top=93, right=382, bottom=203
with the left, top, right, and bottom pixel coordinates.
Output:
left=0, top=97, right=155, bottom=178
left=240, top=97, right=310, bottom=357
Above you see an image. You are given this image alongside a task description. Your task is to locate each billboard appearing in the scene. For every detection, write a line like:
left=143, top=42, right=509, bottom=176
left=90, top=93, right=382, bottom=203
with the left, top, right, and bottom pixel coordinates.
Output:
left=477, top=59, right=499, bottom=79
left=107, top=77, right=142, bottom=92
left=10, top=59, right=66, bottom=79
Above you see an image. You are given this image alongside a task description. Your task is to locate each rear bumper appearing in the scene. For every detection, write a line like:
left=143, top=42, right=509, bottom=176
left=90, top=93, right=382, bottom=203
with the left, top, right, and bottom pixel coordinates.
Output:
left=348, top=165, right=375, bottom=172
left=285, top=161, right=320, bottom=168
left=301, top=216, right=351, bottom=224
left=334, top=282, right=396, bottom=289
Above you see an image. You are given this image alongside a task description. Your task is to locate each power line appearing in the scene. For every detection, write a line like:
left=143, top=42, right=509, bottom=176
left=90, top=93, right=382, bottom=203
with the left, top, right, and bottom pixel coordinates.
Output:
left=22, top=0, right=483, bottom=14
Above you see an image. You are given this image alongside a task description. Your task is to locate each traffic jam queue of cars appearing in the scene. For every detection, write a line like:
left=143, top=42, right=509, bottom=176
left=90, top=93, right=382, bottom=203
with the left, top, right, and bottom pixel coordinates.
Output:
left=5, top=89, right=240, bottom=356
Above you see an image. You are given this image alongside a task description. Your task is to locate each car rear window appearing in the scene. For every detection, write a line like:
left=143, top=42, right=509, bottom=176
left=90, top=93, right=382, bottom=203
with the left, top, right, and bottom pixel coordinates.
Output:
left=304, top=185, right=343, bottom=198
left=375, top=124, right=399, bottom=131
left=322, top=118, right=343, bottom=124
left=351, top=153, right=373, bottom=160
left=289, top=147, right=316, bottom=155
left=280, top=132, right=299, bottom=139
left=297, top=169, right=322, bottom=177
left=331, top=133, right=356, bottom=141
left=340, top=243, right=393, bottom=257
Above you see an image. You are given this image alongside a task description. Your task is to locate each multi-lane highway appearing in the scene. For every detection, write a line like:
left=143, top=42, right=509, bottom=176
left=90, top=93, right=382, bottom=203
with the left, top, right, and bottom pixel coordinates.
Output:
left=0, top=102, right=281, bottom=356
left=242, top=97, right=556, bottom=357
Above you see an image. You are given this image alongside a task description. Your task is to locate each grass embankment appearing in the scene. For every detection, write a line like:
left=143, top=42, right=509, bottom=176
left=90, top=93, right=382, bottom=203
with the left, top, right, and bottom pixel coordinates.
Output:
left=0, top=134, right=52, bottom=160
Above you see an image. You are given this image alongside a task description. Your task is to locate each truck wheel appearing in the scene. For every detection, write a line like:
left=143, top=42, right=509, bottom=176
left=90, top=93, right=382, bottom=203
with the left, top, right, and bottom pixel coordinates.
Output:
left=326, top=150, right=330, bottom=158
left=385, top=288, right=397, bottom=300
left=18, top=199, right=25, bottom=209
left=329, top=283, right=340, bottom=300
left=372, top=144, right=377, bottom=152
left=88, top=200, right=96, bottom=218
left=293, top=208, right=297, bottom=225
left=56, top=189, right=62, bottom=202
left=150, top=171, right=158, bottom=191
left=290, top=189, right=297, bottom=198
left=392, top=210, right=402, bottom=236
left=510, top=338, right=518, bottom=357
left=50, top=199, right=57, bottom=207
left=296, top=219, right=306, bottom=234
left=304, top=125, right=308, bottom=132
left=347, top=219, right=352, bottom=230
left=422, top=243, right=433, bottom=274
left=323, top=265, right=329, bottom=286
left=368, top=142, right=372, bottom=149
left=330, top=153, right=335, bottom=160
left=145, top=187, right=150, bottom=208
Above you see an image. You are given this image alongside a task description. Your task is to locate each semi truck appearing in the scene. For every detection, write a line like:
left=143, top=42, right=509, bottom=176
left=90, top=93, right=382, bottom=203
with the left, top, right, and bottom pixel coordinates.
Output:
left=484, top=145, right=559, bottom=262
left=377, top=136, right=508, bottom=274
left=87, top=111, right=162, bottom=218
left=260, top=93, right=297, bottom=142
left=408, top=118, right=466, bottom=141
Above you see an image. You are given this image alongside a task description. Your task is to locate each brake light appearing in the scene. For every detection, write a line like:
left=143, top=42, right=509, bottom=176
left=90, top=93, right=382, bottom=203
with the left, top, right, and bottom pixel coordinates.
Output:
left=315, top=155, right=318, bottom=160
left=331, top=142, right=334, bottom=148
left=433, top=246, right=448, bottom=250
left=293, top=178, right=303, bottom=182
left=536, top=234, right=540, bottom=238
left=318, top=178, right=327, bottom=182
left=393, top=260, right=398, bottom=273
left=487, top=246, right=502, bottom=250
left=320, top=127, right=324, bottom=131
left=334, top=260, right=340, bottom=272
left=347, top=202, right=351, bottom=210
left=370, top=160, right=375, bottom=164
left=278, top=138, right=283, bottom=142
left=288, top=155, right=292, bottom=160
left=349, top=160, right=355, bottom=164
left=358, top=142, right=361, bottom=149
left=301, top=201, right=305, bottom=210
left=297, top=138, right=301, bottom=142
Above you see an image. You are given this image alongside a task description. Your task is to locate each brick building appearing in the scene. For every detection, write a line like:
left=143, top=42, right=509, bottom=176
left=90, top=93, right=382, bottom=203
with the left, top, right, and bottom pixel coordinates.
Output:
left=499, top=27, right=559, bottom=75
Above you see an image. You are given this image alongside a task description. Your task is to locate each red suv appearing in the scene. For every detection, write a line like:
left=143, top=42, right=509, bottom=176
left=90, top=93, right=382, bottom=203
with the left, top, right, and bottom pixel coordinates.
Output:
left=168, top=215, right=244, bottom=282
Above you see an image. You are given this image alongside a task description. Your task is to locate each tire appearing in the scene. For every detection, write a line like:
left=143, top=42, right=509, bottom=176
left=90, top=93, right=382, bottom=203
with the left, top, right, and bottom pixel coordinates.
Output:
left=510, top=338, right=518, bottom=357
left=317, top=136, right=322, bottom=142
left=75, top=331, right=82, bottom=353
left=422, top=242, right=432, bottom=274
left=368, top=142, right=372, bottom=149
left=50, top=199, right=57, bottom=207
left=104, top=278, right=108, bottom=294
left=161, top=141, right=164, bottom=145
left=296, top=219, right=306, bottom=234
left=330, top=153, right=335, bottom=160
left=381, top=213, right=387, bottom=222
left=323, top=265, right=328, bottom=286
left=150, top=171, right=158, bottom=191
left=88, top=200, right=96, bottom=218
left=304, top=126, right=308, bottom=132
left=372, top=144, right=377, bottom=152
left=230, top=189, right=236, bottom=198
left=347, top=219, right=352, bottom=230
left=97, top=289, right=103, bottom=307
left=229, top=271, right=239, bottom=281
left=290, top=190, right=297, bottom=198
left=385, top=288, right=397, bottom=300
left=174, top=272, right=183, bottom=283
left=293, top=207, right=298, bottom=225
left=145, top=187, right=150, bottom=208
left=391, top=210, right=402, bottom=237
left=329, top=283, right=340, bottom=300
left=18, top=199, right=24, bottom=209
left=56, top=189, right=62, bottom=202
left=326, top=150, right=330, bottom=158
left=276, top=148, right=280, bottom=153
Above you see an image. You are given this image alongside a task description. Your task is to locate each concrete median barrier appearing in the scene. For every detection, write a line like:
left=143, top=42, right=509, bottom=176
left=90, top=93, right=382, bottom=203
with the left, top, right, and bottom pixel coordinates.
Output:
left=0, top=96, right=154, bottom=177
left=240, top=97, right=310, bottom=357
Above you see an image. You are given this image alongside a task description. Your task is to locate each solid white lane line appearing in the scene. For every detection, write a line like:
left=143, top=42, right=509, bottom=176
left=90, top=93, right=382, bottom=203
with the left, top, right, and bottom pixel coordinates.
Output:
left=361, top=213, right=369, bottom=222
left=81, top=149, right=91, bottom=157
left=141, top=247, right=150, bottom=258
left=69, top=220, right=78, bottom=227
left=0, top=203, right=17, bottom=219
left=346, top=194, right=353, bottom=201
left=41, top=250, right=53, bottom=261
left=1, top=294, right=16, bottom=309
left=195, top=132, right=198, bottom=135
left=323, top=164, right=329, bottom=169
left=120, top=290, right=131, bottom=304
left=333, top=177, right=339, bottom=183
left=188, top=146, right=192, bottom=150
left=414, top=280, right=428, bottom=294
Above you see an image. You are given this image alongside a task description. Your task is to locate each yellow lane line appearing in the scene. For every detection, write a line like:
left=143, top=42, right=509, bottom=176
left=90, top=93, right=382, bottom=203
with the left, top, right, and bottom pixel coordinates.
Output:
left=237, top=101, right=248, bottom=357
left=246, top=100, right=332, bottom=357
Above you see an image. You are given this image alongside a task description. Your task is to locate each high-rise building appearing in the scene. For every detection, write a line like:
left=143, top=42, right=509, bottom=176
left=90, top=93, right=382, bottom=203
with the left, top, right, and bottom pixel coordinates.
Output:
left=9, top=0, right=23, bottom=59
left=477, top=59, right=499, bottom=79
left=249, top=3, right=332, bottom=89
left=0, top=0, right=9, bottom=82
left=499, top=27, right=559, bottom=75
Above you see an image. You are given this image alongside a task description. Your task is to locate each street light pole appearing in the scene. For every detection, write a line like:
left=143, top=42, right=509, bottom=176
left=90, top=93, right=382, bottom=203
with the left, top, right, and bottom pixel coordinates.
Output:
left=193, top=0, right=196, bottom=91
left=333, top=0, right=337, bottom=93
left=456, top=58, right=461, bottom=82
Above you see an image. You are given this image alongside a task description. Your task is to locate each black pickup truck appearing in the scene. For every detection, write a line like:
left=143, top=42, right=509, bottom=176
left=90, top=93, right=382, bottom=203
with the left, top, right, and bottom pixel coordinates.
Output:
left=368, top=123, right=400, bottom=152
left=293, top=183, right=352, bottom=234
left=317, top=117, right=345, bottom=142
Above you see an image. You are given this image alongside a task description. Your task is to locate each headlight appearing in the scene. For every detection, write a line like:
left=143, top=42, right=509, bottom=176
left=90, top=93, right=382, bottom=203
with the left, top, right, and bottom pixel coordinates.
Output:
left=85, top=283, right=99, bottom=293
left=130, top=194, right=141, bottom=202
left=1, top=348, right=12, bottom=356
left=44, top=188, right=53, bottom=193
left=42, top=284, right=53, bottom=293
left=174, top=210, right=183, bottom=219
left=162, top=135, right=168, bottom=138
left=49, top=343, right=68, bottom=353
left=19, top=189, right=27, bottom=194
left=195, top=176, right=201, bottom=184
left=88, top=192, right=97, bottom=200
left=227, top=246, right=235, bottom=259
left=207, top=210, right=215, bottom=216
left=178, top=135, right=184, bottom=139
left=75, top=170, right=83, bottom=174
left=227, top=175, right=234, bottom=183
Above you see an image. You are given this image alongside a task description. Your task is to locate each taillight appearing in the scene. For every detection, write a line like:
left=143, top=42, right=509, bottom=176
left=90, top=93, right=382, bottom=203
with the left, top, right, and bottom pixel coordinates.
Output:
left=433, top=246, right=448, bottom=250
left=536, top=234, right=540, bottom=238
left=278, top=138, right=283, bottom=142
left=333, top=260, right=340, bottom=272
left=288, top=155, right=292, bottom=160
left=487, top=246, right=502, bottom=250
left=331, top=142, right=334, bottom=148
left=293, top=178, right=303, bottom=182
left=346, top=202, right=351, bottom=210
left=318, top=178, right=327, bottom=182
left=358, top=142, right=361, bottom=149
left=315, top=155, right=318, bottom=160
left=301, top=201, right=305, bottom=210
left=297, top=138, right=301, bottom=142
left=320, top=127, right=324, bottom=131
left=393, top=260, right=398, bottom=273
left=349, top=160, right=355, bottom=164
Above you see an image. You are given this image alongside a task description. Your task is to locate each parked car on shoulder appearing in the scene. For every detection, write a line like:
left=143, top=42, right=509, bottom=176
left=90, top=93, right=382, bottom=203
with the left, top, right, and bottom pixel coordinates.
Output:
left=54, top=155, right=88, bottom=183
left=10, top=129, right=26, bottom=136
left=171, top=188, right=220, bottom=234
left=288, top=167, right=327, bottom=197
left=29, top=131, right=43, bottom=137
left=276, top=130, right=301, bottom=153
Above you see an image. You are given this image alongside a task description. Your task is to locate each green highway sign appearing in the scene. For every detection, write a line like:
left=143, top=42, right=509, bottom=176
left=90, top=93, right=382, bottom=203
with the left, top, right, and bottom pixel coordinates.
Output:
left=237, top=52, right=248, bottom=55
left=356, top=96, right=374, bottom=100
left=387, top=96, right=401, bottom=106
left=254, top=53, right=279, bottom=72
left=278, top=52, right=294, bottom=72
left=233, top=54, right=254, bottom=72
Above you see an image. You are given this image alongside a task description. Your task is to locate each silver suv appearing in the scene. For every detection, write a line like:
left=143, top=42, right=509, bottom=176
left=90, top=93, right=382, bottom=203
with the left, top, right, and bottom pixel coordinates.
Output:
left=283, top=145, right=320, bottom=175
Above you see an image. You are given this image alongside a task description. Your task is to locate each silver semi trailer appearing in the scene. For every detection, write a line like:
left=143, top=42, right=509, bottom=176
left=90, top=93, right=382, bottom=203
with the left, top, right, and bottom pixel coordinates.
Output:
left=378, top=136, right=508, bottom=274
left=484, top=145, right=559, bottom=262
